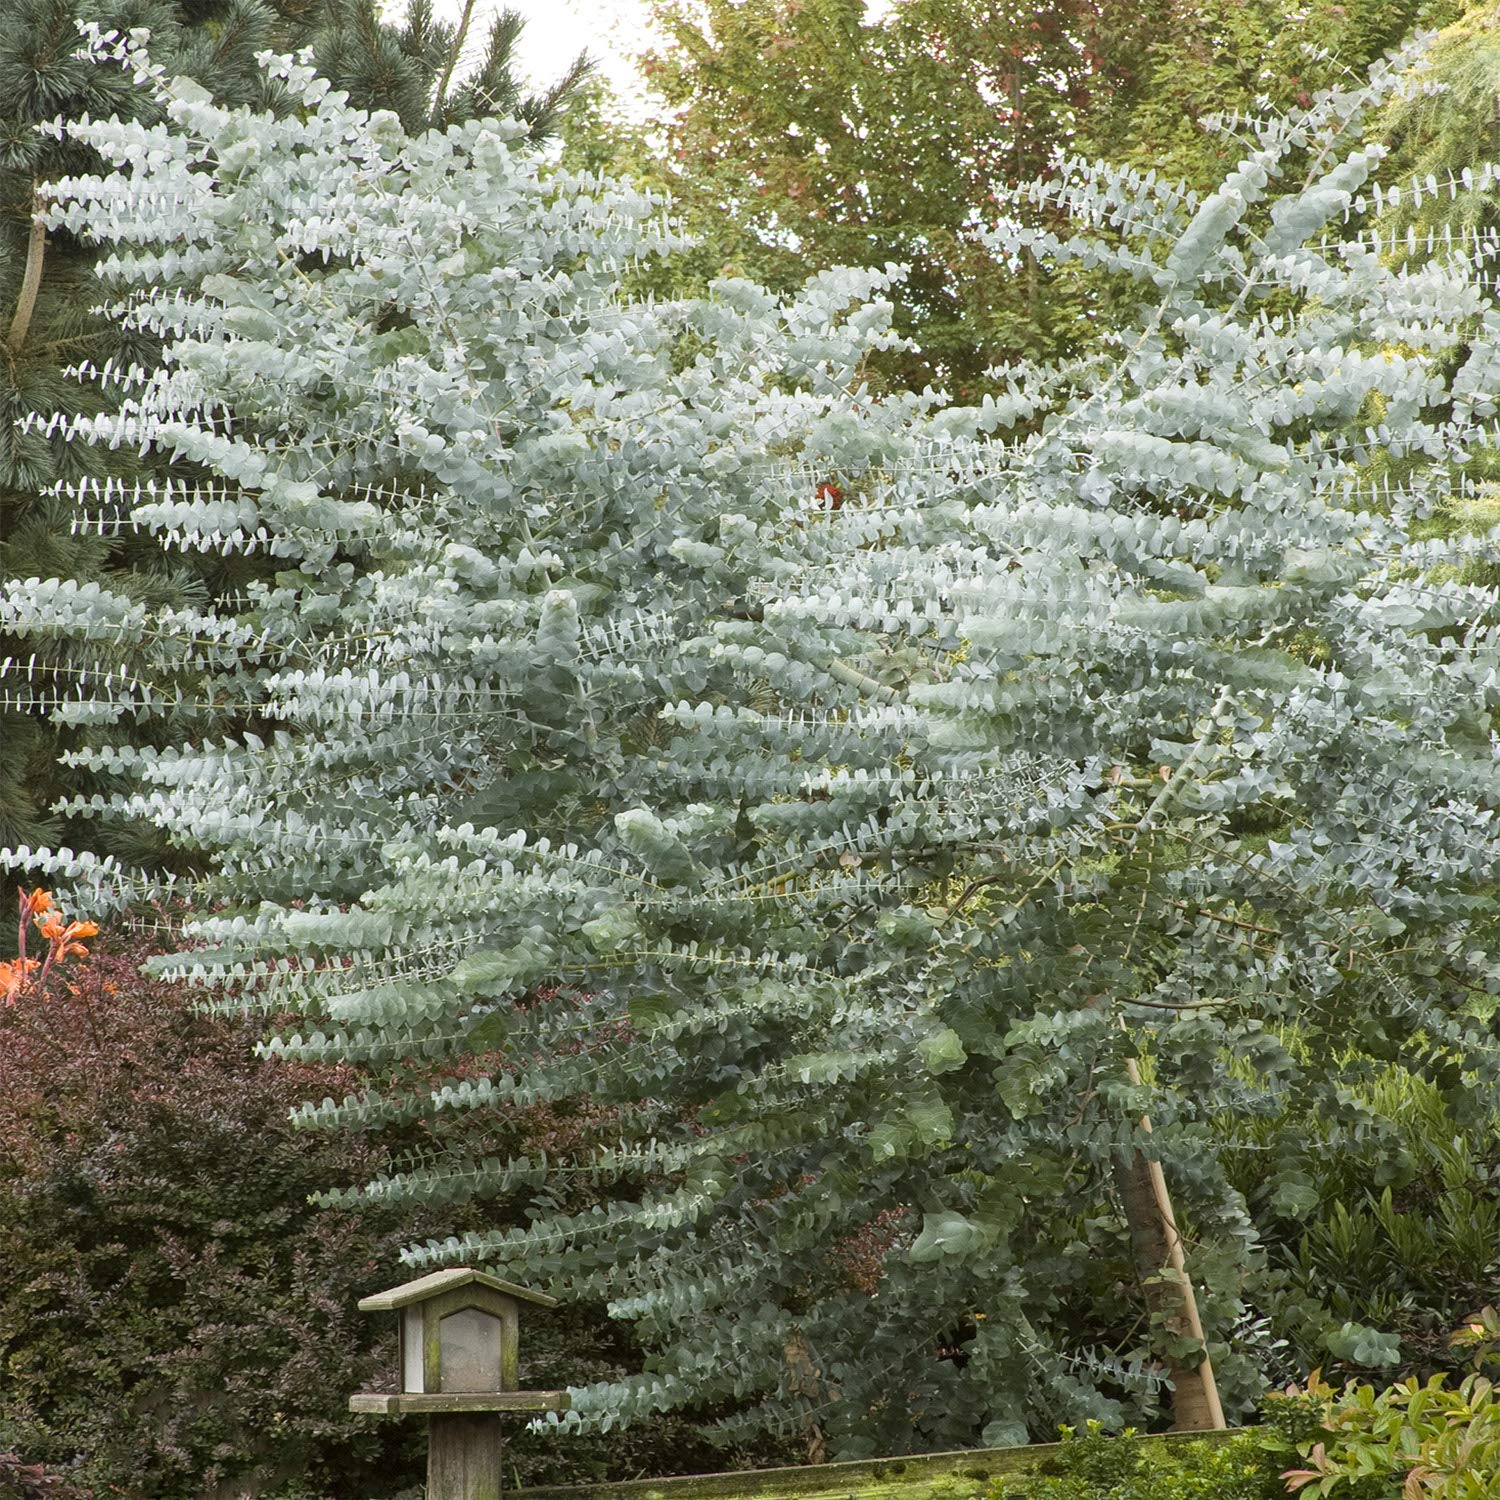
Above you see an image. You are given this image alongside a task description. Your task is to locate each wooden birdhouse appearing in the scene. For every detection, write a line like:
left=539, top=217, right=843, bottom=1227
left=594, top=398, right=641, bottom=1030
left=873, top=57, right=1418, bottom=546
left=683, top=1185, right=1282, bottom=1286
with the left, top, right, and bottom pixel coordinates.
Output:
left=349, top=1272, right=567, bottom=1410
left=358, top=1267, right=557, bottom=1398
left=350, top=1269, right=569, bottom=1500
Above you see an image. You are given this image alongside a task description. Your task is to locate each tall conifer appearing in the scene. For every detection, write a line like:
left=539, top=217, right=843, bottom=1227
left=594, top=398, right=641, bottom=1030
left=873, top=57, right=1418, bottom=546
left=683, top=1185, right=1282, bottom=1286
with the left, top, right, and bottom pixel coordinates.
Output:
left=0, top=0, right=588, bottom=858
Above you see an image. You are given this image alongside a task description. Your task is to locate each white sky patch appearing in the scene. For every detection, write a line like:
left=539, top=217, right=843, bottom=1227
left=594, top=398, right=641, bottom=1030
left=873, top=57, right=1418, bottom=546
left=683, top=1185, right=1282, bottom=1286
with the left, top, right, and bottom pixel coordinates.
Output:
left=414, top=0, right=660, bottom=116
left=418, top=0, right=898, bottom=121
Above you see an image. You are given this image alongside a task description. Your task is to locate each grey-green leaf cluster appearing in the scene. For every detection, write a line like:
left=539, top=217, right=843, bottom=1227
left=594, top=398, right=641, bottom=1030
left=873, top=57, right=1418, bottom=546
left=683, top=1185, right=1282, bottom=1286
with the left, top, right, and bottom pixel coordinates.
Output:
left=7, top=29, right=1500, bottom=1457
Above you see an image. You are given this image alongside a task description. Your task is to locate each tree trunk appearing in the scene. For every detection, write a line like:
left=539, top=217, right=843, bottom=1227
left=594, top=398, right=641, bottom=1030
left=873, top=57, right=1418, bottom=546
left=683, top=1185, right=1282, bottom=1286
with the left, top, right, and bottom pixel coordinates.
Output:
left=1114, top=1062, right=1226, bottom=1431
left=784, top=1329, right=832, bottom=1463
left=7, top=196, right=47, bottom=355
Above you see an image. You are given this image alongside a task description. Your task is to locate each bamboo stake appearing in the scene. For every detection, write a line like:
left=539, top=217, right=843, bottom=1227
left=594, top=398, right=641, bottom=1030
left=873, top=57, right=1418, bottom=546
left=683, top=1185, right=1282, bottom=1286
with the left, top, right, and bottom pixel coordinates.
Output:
left=1118, top=1054, right=1227, bottom=1431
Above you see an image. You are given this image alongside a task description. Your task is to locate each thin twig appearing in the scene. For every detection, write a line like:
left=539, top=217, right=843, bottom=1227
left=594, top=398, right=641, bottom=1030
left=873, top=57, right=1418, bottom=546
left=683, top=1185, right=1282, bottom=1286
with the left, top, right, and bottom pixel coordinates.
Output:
left=1167, top=899, right=1283, bottom=939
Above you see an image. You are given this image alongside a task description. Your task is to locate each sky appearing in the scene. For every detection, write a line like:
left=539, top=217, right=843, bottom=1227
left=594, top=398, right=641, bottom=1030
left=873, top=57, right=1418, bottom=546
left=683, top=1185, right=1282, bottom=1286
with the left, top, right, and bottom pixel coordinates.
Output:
left=422, top=0, right=898, bottom=119
left=434, top=0, right=661, bottom=114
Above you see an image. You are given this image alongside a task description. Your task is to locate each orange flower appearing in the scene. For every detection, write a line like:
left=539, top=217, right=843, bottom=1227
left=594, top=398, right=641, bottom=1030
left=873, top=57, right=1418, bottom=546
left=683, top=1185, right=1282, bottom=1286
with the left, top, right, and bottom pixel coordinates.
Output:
left=11, top=887, right=101, bottom=995
left=48, top=919, right=98, bottom=961
left=0, top=956, right=39, bottom=1003
left=18, top=887, right=52, bottom=920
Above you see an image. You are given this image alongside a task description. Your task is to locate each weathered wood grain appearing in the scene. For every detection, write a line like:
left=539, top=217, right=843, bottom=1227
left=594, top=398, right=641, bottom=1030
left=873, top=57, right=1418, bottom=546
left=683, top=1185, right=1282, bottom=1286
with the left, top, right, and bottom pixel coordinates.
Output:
left=349, top=1390, right=570, bottom=1415
left=429, top=1413, right=504, bottom=1500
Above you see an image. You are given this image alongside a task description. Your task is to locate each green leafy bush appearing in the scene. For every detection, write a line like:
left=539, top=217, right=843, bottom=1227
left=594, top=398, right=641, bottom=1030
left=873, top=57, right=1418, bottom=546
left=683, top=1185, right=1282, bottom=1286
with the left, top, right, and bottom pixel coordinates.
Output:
left=969, top=1383, right=1495, bottom=1499
left=18, top=22, right=1500, bottom=1450
left=0, top=1452, right=88, bottom=1500
left=1278, top=1372, right=1500, bottom=1499
left=1223, top=1070, right=1500, bottom=1385
left=979, top=1426, right=1291, bottom=1500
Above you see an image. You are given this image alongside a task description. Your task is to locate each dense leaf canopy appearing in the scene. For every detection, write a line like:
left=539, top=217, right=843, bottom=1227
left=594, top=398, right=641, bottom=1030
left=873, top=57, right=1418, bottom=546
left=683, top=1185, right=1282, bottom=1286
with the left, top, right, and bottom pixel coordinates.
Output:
left=6, top=28, right=1500, bottom=1459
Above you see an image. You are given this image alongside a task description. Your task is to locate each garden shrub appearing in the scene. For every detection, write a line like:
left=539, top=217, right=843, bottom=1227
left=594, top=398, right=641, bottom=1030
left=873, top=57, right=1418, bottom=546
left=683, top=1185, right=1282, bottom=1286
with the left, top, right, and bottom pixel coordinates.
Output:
left=0, top=919, right=787, bottom=1498
left=17, top=19, right=1500, bottom=1454
left=976, top=1426, right=1292, bottom=1500
left=1222, top=1070, right=1500, bottom=1385
left=971, top=1379, right=1495, bottom=1499
left=0, top=1452, right=88, bottom=1500
left=1276, top=1371, right=1500, bottom=1499
left=0, top=924, right=421, bottom=1499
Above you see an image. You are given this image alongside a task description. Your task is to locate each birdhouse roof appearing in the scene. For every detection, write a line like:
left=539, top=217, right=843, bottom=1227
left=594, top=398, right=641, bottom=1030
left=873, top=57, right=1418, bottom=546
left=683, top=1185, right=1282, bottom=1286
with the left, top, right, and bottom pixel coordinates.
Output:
left=357, top=1267, right=559, bottom=1312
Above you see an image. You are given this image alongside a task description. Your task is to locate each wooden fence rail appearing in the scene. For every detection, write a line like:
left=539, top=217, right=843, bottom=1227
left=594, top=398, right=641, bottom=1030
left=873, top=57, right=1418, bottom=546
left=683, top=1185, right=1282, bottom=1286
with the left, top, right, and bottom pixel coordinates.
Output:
left=516, top=1428, right=1248, bottom=1500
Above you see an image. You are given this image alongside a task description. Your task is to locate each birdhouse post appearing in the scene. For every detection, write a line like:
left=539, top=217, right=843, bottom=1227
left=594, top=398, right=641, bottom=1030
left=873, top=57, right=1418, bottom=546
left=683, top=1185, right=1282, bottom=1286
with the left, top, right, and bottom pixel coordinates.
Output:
left=349, top=1268, right=569, bottom=1500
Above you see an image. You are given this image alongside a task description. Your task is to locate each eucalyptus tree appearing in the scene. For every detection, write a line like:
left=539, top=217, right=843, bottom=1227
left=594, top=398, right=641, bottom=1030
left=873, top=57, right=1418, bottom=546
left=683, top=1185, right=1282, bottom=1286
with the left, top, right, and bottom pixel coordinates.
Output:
left=9, top=31, right=1500, bottom=1455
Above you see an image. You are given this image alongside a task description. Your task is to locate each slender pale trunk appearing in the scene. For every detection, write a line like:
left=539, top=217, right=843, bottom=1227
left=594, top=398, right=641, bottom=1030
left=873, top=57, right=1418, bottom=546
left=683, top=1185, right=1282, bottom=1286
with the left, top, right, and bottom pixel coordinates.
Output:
left=783, top=1330, right=832, bottom=1463
left=7, top=193, right=47, bottom=354
left=1010, top=61, right=1042, bottom=337
left=430, top=0, right=476, bottom=123
left=1107, top=691, right=1230, bottom=1430
left=1114, top=1056, right=1226, bottom=1431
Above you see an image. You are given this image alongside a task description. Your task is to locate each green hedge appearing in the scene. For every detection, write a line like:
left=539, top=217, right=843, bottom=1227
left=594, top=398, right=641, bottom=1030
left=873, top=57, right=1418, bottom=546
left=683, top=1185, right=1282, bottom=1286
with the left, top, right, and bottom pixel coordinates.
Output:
left=0, top=932, right=781, bottom=1499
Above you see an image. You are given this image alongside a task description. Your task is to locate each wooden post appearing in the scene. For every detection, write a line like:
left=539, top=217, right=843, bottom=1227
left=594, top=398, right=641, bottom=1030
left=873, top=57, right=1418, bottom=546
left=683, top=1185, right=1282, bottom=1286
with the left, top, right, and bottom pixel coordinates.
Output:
left=429, top=1413, right=504, bottom=1500
left=1115, top=1058, right=1226, bottom=1431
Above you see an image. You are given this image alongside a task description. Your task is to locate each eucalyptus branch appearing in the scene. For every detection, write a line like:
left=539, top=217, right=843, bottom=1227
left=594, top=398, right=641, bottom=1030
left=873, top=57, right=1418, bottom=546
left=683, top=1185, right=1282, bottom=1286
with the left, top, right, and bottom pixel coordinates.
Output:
left=824, top=657, right=902, bottom=703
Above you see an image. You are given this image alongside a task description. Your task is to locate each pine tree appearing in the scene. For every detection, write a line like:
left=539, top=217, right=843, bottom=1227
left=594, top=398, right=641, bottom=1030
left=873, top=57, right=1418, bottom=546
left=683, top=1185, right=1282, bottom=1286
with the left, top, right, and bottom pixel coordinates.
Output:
left=1370, top=1, right=1500, bottom=255
left=11, top=31, right=1500, bottom=1453
left=0, top=0, right=251, bottom=853
left=290, top=0, right=593, bottom=137
left=0, top=0, right=589, bottom=860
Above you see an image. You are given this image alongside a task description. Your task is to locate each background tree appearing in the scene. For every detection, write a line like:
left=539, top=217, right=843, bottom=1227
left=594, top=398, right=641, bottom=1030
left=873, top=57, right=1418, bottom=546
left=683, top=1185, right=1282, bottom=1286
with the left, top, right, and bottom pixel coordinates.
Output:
left=294, top=0, right=593, bottom=136
left=0, top=0, right=588, bottom=864
left=1366, top=1, right=1500, bottom=268
left=579, top=0, right=1463, bottom=393
left=1078, top=0, right=1459, bottom=189
left=0, top=0, right=266, bottom=856
left=574, top=0, right=1162, bottom=389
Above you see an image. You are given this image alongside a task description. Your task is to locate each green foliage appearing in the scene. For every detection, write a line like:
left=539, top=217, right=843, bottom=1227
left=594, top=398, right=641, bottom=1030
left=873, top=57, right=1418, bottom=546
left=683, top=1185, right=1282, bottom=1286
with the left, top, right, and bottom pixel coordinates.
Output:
left=1375, top=0, right=1500, bottom=244
left=579, top=2, right=1463, bottom=390
left=0, top=0, right=237, bottom=856
left=13, top=28, right=1500, bottom=1459
left=1222, top=1070, right=1500, bottom=1386
left=591, top=0, right=1161, bottom=384
left=1278, top=1371, right=1500, bottom=1498
left=983, top=1426, right=1289, bottom=1500
left=294, top=0, right=592, bottom=137
left=1078, top=0, right=1459, bottom=194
